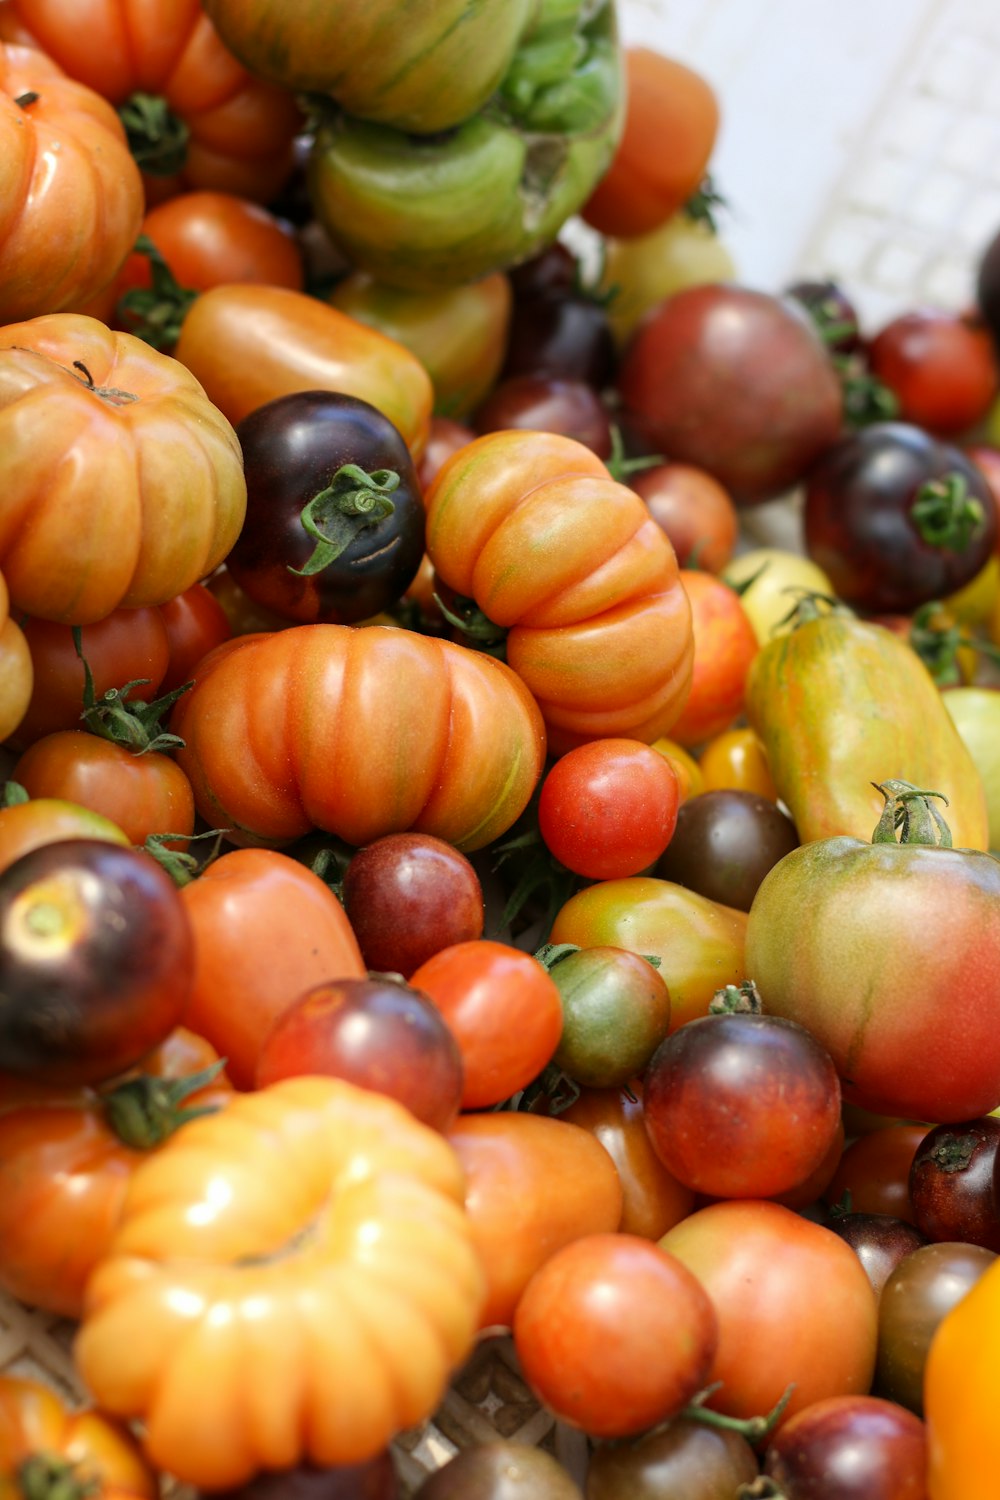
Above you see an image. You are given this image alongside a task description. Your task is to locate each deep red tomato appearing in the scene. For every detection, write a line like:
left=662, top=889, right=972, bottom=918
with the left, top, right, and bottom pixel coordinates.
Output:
left=823, top=1125, right=933, bottom=1225
left=760, top=1394, right=927, bottom=1500
left=537, top=738, right=681, bottom=880
left=409, top=940, right=564, bottom=1110
left=513, top=1233, right=718, bottom=1437
left=156, top=582, right=233, bottom=695
left=660, top=1200, right=879, bottom=1424
left=868, top=308, right=998, bottom=435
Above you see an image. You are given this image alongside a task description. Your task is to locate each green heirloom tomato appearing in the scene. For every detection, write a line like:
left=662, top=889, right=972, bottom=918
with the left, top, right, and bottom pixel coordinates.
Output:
left=745, top=782, right=1000, bottom=1123
left=307, top=0, right=623, bottom=291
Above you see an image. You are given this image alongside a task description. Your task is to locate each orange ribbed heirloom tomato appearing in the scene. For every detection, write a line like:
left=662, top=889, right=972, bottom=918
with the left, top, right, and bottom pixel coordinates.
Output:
left=0, top=315, right=246, bottom=625
left=171, top=624, right=547, bottom=852
left=0, top=42, right=143, bottom=323
left=74, top=1077, right=486, bottom=1490
left=424, top=430, right=694, bottom=752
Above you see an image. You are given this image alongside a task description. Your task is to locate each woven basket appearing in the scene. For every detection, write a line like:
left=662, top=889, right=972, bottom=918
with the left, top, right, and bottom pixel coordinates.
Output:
left=0, top=1288, right=589, bottom=1497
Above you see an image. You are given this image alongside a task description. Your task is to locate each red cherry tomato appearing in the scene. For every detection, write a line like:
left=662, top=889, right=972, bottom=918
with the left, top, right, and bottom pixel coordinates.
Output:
left=868, top=309, right=999, bottom=435
left=538, top=738, right=681, bottom=879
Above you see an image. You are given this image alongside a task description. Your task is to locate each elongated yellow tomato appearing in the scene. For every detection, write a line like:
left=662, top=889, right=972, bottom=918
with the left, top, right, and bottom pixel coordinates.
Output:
left=172, top=625, right=547, bottom=851
left=74, top=1077, right=486, bottom=1490
left=745, top=602, right=990, bottom=850
left=424, top=431, right=694, bottom=750
left=0, top=43, right=143, bottom=323
left=0, top=315, right=246, bottom=625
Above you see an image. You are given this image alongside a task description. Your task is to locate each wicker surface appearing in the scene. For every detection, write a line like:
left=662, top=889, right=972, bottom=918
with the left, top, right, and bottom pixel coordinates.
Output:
left=0, top=1289, right=587, bottom=1497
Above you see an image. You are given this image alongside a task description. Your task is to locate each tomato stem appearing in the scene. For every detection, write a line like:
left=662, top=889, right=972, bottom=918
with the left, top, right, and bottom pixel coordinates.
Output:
left=911, top=472, right=985, bottom=552
left=117, top=234, right=198, bottom=351
left=17, top=1456, right=100, bottom=1500
left=100, top=1059, right=227, bottom=1149
left=69, top=361, right=139, bottom=406
left=433, top=594, right=508, bottom=656
left=681, top=1381, right=794, bottom=1445
left=709, top=980, right=763, bottom=1015
left=74, top=628, right=191, bottom=755
left=118, top=91, right=190, bottom=176
left=871, top=780, right=953, bottom=848
left=290, top=464, right=399, bottom=576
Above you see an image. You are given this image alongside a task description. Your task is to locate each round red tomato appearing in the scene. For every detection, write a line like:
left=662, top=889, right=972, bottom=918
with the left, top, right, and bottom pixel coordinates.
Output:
left=868, top=308, right=998, bottom=436
left=538, top=738, right=681, bottom=879
left=409, top=940, right=564, bottom=1110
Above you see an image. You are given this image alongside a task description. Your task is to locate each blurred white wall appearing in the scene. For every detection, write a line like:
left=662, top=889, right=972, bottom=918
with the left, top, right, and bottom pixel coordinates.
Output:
left=618, top=0, right=1000, bottom=330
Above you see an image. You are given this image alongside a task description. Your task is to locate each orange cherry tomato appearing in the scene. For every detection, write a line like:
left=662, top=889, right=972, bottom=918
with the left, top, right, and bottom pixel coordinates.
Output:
left=0, top=1375, right=157, bottom=1500
left=0, top=795, right=130, bottom=878
left=698, top=726, right=779, bottom=800
left=409, top=940, right=564, bottom=1110
left=447, top=1110, right=623, bottom=1331
left=669, top=571, right=759, bottom=749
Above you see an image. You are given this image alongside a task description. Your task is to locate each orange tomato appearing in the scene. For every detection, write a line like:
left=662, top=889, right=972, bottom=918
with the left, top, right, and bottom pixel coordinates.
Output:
left=0, top=1375, right=157, bottom=1500
left=0, top=795, right=130, bottom=878
left=698, top=726, right=779, bottom=800
left=582, top=49, right=719, bottom=238
left=0, top=571, right=30, bottom=744
left=668, top=571, right=759, bottom=748
left=447, top=1110, right=624, bottom=1331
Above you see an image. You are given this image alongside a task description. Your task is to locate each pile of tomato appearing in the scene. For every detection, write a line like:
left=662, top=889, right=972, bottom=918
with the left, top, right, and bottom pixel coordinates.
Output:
left=3, top=5, right=1000, bottom=1499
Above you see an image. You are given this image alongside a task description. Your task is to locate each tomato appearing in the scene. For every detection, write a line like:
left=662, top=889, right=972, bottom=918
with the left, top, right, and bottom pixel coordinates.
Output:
left=0, top=1375, right=157, bottom=1500
left=9, top=0, right=302, bottom=205
left=225, top=391, right=426, bottom=626
left=0, top=574, right=30, bottom=744
left=586, top=1417, right=758, bottom=1500
left=660, top=1200, right=879, bottom=1424
left=880, top=1241, right=996, bottom=1417
left=631, top=462, right=739, bottom=575
left=942, top=687, right=1000, bottom=849
left=642, top=1012, right=842, bottom=1200
left=560, top=1081, right=695, bottom=1239
left=0, top=42, right=143, bottom=324
left=0, top=839, right=194, bottom=1085
left=598, top=210, right=738, bottom=347
left=254, top=975, right=464, bottom=1133
left=867, top=309, right=998, bottom=435
left=474, top=375, right=613, bottom=460
left=582, top=48, right=719, bottom=238
left=330, top=272, right=512, bottom=422
left=654, top=788, right=799, bottom=912
left=446, top=1110, right=623, bottom=1331
left=721, top=546, right=838, bottom=646
left=617, top=285, right=844, bottom=505
left=760, top=1395, right=927, bottom=1500
left=697, top=726, right=778, bottom=799
left=10, top=607, right=171, bottom=751
left=13, top=730, right=195, bottom=850
left=340, top=833, right=484, bottom=979
left=546, top=946, right=672, bottom=1089
left=409, top=940, right=563, bottom=1110
left=173, top=284, right=433, bottom=459
left=411, top=1443, right=579, bottom=1500
left=171, top=625, right=547, bottom=854
left=549, top=876, right=747, bottom=1032
left=74, top=1077, right=486, bottom=1490
left=203, top=0, right=536, bottom=131
left=826, top=1211, right=926, bottom=1300
left=0, top=1028, right=230, bottom=1318
left=746, top=783, right=1000, bottom=1121
left=823, top=1126, right=932, bottom=1225
left=924, top=1250, right=1000, bottom=1497
left=513, top=1233, right=718, bottom=1437
left=113, top=190, right=304, bottom=351
left=424, top=430, right=694, bottom=751
left=178, top=847, right=367, bottom=1090
left=667, top=571, right=758, bottom=748
left=537, top=738, right=681, bottom=880
left=0, top=315, right=246, bottom=626
left=157, top=582, right=232, bottom=695
left=0, top=793, right=130, bottom=877
left=910, top=1118, right=1000, bottom=1251
left=502, top=246, right=616, bottom=391
left=651, top=736, right=705, bottom=802
left=803, top=422, right=998, bottom=614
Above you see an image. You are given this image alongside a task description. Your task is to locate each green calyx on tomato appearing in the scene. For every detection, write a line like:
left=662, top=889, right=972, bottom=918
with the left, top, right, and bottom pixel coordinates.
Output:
left=116, top=235, right=198, bottom=353
left=16, top=1454, right=100, bottom=1500
left=910, top=471, right=986, bottom=552
left=117, top=92, right=191, bottom=177
left=871, top=779, right=953, bottom=847
left=306, top=0, right=623, bottom=289
left=74, top=630, right=189, bottom=758
left=290, top=464, right=400, bottom=576
left=100, top=1060, right=226, bottom=1151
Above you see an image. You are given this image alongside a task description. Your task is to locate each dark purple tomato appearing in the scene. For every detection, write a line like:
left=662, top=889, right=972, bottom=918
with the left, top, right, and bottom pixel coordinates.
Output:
left=785, top=278, right=863, bottom=355
left=908, top=1117, right=1000, bottom=1251
left=254, top=974, right=465, bottom=1131
left=0, top=838, right=193, bottom=1085
left=975, top=220, right=1000, bottom=348
left=507, top=243, right=579, bottom=302
left=547, top=945, right=672, bottom=1089
left=653, top=789, right=799, bottom=912
left=761, top=1394, right=926, bottom=1499
left=616, top=284, right=844, bottom=504
left=412, top=1441, right=583, bottom=1500
left=803, top=421, right=998, bottom=614
left=824, top=1212, right=927, bottom=1299
left=473, top=376, right=613, bottom=458
left=876, top=1240, right=997, bottom=1413
left=341, top=832, right=485, bottom=979
left=642, top=1013, right=842, bottom=1200
left=501, top=294, right=617, bottom=392
left=585, top=1417, right=759, bottom=1500
left=199, top=1453, right=399, bottom=1500
left=226, top=390, right=425, bottom=624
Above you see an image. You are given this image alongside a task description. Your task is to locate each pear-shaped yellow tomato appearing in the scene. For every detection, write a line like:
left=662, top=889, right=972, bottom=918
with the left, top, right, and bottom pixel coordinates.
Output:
left=942, top=687, right=1000, bottom=849
left=600, top=212, right=738, bottom=346
left=74, top=1077, right=486, bottom=1490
